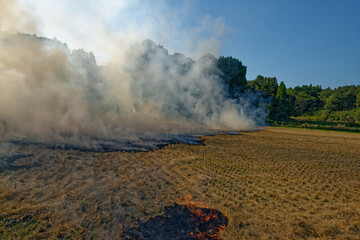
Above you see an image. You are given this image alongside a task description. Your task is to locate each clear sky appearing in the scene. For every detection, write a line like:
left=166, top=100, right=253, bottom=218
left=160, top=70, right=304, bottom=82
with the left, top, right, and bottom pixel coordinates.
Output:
left=188, top=0, right=360, bottom=89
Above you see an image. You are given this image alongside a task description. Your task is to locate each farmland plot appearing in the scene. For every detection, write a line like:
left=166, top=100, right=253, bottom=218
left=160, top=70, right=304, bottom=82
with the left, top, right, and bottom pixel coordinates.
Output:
left=0, top=127, right=359, bottom=239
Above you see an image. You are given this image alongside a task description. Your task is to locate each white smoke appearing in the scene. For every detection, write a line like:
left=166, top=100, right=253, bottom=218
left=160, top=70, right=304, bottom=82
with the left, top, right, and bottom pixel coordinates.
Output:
left=18, top=0, right=226, bottom=63
left=0, top=0, right=266, bottom=150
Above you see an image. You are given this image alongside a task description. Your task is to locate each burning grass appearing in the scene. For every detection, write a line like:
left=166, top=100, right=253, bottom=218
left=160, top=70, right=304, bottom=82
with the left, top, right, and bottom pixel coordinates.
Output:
left=124, top=195, right=228, bottom=239
left=1, top=127, right=360, bottom=239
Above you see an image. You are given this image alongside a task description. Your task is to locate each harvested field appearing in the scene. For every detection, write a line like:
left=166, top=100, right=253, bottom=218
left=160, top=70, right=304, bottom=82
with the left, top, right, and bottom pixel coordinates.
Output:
left=1, top=127, right=360, bottom=239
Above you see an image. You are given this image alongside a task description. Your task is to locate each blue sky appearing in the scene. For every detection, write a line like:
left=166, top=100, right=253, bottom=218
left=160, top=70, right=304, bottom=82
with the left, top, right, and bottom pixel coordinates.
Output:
left=187, top=0, right=360, bottom=88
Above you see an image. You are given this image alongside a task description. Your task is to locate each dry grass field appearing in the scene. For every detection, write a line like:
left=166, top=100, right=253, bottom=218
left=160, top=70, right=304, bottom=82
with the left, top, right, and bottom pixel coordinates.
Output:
left=1, top=127, right=360, bottom=239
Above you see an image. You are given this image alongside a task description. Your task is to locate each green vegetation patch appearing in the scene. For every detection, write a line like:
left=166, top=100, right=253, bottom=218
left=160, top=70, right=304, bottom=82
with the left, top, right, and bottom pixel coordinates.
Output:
left=0, top=215, right=38, bottom=239
left=271, top=118, right=360, bottom=133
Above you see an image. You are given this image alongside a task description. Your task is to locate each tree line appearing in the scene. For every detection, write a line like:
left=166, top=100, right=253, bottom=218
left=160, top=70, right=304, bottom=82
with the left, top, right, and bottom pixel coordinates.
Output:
left=217, top=56, right=360, bottom=123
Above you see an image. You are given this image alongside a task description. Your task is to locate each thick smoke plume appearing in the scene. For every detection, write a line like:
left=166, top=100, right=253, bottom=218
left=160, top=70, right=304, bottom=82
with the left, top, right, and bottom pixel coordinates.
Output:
left=0, top=1, right=266, bottom=150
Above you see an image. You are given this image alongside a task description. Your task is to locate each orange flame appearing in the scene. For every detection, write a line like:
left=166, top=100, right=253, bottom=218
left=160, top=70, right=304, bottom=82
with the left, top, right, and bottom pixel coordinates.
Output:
left=175, top=195, right=227, bottom=239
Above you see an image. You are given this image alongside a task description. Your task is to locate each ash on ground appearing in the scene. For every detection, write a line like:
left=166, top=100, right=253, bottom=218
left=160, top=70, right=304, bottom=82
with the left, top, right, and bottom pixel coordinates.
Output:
left=123, top=203, right=228, bottom=240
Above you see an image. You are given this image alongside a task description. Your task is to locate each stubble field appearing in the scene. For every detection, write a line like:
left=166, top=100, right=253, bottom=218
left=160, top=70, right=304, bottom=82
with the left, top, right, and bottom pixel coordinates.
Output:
left=1, top=127, right=360, bottom=239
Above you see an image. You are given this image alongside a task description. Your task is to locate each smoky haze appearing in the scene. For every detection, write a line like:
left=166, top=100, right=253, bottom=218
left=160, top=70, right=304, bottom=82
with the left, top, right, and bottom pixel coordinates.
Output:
left=0, top=1, right=267, bottom=151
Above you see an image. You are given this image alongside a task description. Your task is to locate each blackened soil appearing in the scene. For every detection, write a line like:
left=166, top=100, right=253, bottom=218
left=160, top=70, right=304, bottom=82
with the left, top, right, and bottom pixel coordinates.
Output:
left=123, top=203, right=228, bottom=240
left=10, top=134, right=205, bottom=153
left=0, top=154, right=37, bottom=172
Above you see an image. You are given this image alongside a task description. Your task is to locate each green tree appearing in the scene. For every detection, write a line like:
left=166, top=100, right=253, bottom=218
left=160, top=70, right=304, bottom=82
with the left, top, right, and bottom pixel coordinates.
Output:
left=293, top=92, right=318, bottom=116
left=287, top=85, right=323, bottom=116
left=271, top=82, right=294, bottom=121
left=276, top=81, right=288, bottom=99
left=248, top=75, right=284, bottom=121
left=217, top=56, right=247, bottom=96
left=325, top=92, right=356, bottom=111
left=324, top=93, right=342, bottom=111
left=319, top=87, right=332, bottom=107
left=324, top=86, right=357, bottom=111
left=248, top=75, right=264, bottom=91
left=261, top=77, right=278, bottom=97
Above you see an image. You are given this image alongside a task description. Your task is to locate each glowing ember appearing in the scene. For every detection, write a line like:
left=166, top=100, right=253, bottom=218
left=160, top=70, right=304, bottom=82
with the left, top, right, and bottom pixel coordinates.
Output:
left=124, top=195, right=228, bottom=239
left=177, top=195, right=228, bottom=239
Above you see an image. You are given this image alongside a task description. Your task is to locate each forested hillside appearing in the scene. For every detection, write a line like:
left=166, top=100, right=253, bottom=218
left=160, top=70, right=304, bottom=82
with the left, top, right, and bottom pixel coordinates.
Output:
left=216, top=56, right=360, bottom=127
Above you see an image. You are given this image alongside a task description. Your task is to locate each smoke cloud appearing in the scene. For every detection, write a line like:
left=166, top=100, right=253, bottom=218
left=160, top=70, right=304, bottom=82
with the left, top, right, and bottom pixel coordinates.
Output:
left=0, top=0, right=266, bottom=150
left=0, top=0, right=38, bottom=33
